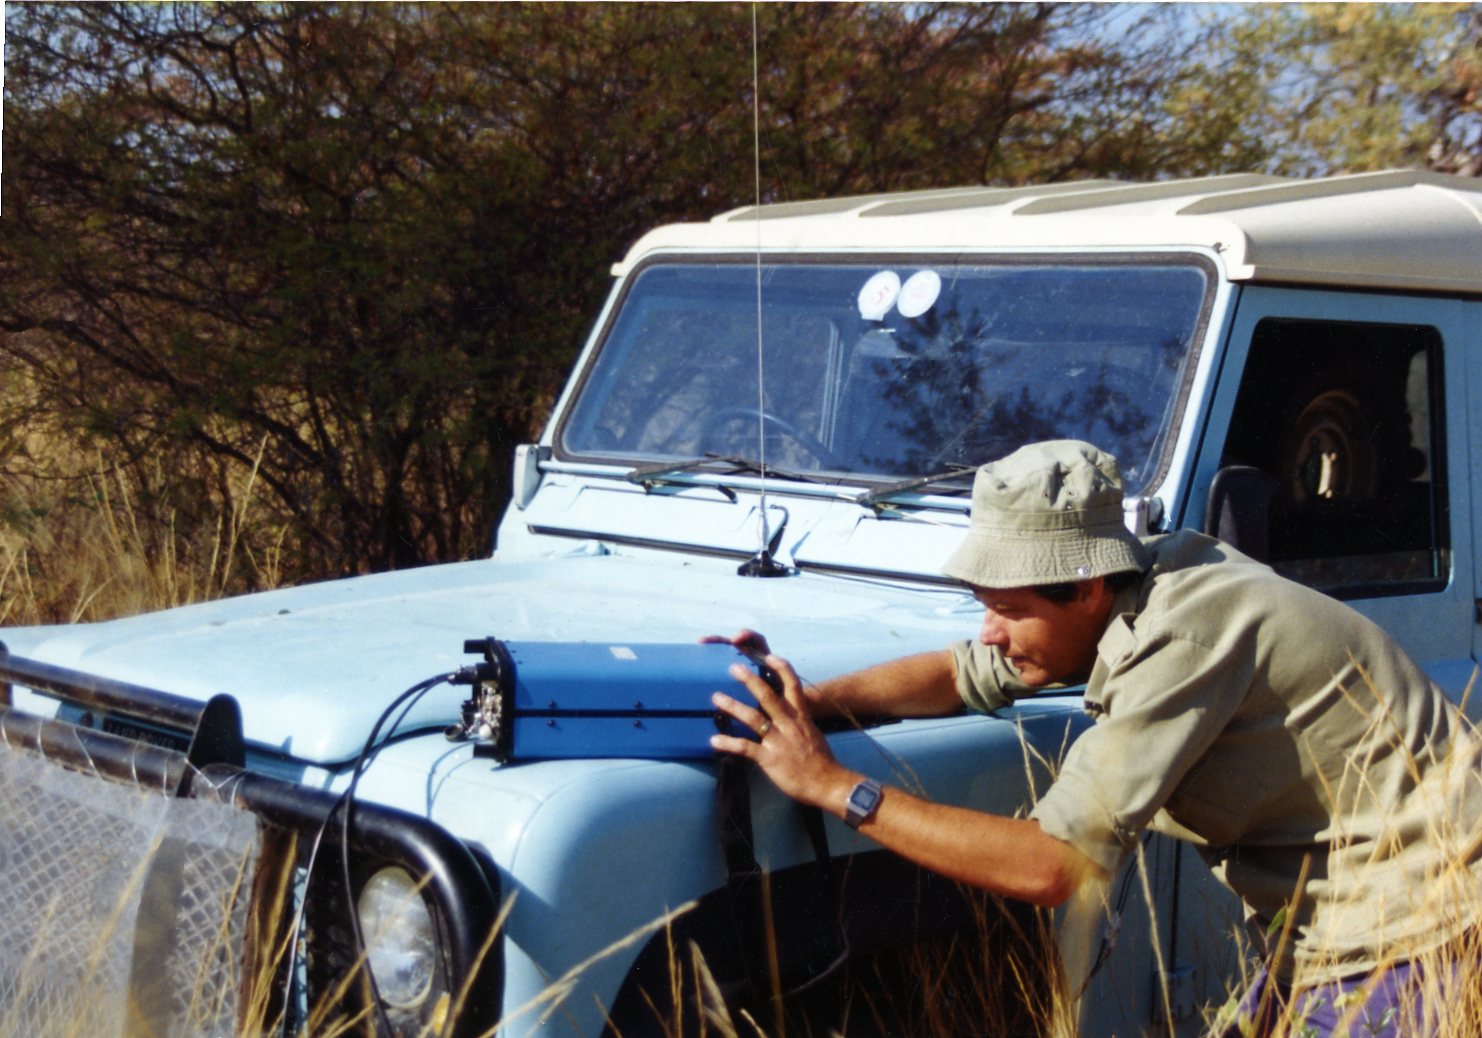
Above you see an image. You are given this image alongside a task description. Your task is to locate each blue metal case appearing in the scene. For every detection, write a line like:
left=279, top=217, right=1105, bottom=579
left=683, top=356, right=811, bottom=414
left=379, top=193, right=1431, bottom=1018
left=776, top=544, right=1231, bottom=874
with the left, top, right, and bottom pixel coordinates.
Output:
left=470, top=641, right=770, bottom=761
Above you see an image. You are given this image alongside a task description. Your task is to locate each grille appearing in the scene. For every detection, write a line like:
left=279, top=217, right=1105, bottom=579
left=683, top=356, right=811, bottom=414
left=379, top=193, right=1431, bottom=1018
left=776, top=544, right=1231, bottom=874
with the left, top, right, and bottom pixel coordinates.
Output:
left=0, top=746, right=261, bottom=1038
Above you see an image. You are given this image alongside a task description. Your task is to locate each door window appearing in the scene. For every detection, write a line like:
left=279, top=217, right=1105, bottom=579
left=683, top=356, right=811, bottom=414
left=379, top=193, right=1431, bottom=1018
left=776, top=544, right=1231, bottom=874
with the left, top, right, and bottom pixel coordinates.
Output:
left=1218, top=318, right=1448, bottom=597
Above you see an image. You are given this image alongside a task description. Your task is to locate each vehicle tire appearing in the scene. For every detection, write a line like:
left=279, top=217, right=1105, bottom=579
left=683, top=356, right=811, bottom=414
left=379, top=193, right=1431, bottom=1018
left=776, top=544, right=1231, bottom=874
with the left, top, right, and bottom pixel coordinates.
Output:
left=1280, top=388, right=1379, bottom=505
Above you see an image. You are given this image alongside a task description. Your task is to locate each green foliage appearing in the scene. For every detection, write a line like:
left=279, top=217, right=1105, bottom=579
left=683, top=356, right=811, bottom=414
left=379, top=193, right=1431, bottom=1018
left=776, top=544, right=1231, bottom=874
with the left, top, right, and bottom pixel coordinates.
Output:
left=1203, top=3, right=1482, bottom=176
left=3, top=1, right=1457, bottom=603
left=3, top=4, right=555, bottom=579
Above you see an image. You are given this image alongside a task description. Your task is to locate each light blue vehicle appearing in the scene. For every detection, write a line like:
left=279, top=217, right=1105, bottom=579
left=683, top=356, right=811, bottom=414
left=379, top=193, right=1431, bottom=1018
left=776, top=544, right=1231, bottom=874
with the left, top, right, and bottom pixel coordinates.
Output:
left=2, top=170, right=1480, bottom=1037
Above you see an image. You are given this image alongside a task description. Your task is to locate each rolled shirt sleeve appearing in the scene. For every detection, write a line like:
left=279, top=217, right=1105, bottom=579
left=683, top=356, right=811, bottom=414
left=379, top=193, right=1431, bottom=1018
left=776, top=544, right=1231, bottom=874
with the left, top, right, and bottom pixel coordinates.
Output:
left=949, top=639, right=1038, bottom=713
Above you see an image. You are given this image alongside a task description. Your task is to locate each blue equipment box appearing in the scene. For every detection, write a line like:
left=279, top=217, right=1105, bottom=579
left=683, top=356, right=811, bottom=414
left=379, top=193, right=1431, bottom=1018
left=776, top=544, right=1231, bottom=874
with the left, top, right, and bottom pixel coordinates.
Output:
left=456, top=639, right=773, bottom=761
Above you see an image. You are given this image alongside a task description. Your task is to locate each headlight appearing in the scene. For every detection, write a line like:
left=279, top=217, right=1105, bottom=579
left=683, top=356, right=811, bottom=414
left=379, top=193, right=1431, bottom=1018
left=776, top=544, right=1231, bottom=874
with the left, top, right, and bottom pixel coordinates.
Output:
left=357, top=867, right=437, bottom=1008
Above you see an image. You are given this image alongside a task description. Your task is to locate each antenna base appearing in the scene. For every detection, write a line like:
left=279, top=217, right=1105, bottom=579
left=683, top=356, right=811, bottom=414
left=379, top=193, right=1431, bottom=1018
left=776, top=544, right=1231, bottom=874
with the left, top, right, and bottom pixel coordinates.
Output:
left=737, top=550, right=791, bottom=578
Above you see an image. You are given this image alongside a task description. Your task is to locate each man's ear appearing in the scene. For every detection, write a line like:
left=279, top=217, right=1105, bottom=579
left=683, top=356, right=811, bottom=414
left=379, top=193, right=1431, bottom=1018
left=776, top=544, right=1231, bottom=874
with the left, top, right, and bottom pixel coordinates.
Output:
left=1073, top=577, right=1113, bottom=613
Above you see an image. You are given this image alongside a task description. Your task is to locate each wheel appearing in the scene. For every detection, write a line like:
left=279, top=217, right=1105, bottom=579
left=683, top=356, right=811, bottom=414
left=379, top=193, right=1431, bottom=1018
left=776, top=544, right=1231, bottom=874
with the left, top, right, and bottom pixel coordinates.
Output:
left=696, top=406, right=844, bottom=469
left=1282, top=389, right=1378, bottom=504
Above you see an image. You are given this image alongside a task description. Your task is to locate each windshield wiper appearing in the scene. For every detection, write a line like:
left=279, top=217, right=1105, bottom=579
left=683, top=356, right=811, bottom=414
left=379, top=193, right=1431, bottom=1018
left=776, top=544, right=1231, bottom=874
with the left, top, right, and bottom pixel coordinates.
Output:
left=626, top=454, right=823, bottom=490
left=854, top=465, right=979, bottom=509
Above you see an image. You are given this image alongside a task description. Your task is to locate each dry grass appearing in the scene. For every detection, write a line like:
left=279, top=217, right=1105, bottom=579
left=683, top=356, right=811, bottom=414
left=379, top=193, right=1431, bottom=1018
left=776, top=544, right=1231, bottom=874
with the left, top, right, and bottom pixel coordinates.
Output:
left=4, top=576, right=1480, bottom=1038
left=1, top=443, right=287, bottom=627
left=4, top=432, right=1482, bottom=1036
left=1, top=731, right=1479, bottom=1037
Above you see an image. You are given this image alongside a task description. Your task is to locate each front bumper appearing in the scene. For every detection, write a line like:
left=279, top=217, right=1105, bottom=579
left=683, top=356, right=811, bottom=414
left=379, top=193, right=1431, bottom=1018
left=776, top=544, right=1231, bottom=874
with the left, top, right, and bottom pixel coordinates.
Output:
left=0, top=647, right=503, bottom=1038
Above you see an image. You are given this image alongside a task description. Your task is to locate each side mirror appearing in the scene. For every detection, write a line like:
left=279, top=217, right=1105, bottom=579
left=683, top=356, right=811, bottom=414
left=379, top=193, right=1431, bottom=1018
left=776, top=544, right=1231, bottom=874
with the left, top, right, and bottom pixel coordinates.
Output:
left=1204, top=466, right=1278, bottom=561
left=512, top=443, right=550, bottom=510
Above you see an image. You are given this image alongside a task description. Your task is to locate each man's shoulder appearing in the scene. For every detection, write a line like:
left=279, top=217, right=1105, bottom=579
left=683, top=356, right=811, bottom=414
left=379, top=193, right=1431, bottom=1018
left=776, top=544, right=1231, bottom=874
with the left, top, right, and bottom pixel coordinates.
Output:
left=1134, top=529, right=1358, bottom=640
left=1131, top=530, right=1302, bottom=637
left=1142, top=528, right=1260, bottom=576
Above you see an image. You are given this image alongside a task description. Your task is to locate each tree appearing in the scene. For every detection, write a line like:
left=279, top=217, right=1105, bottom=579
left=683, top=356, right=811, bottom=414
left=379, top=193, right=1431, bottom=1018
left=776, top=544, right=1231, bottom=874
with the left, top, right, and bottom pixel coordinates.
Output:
left=0, top=2, right=1272, bottom=605
left=4, top=4, right=554, bottom=579
left=1197, top=3, right=1482, bottom=177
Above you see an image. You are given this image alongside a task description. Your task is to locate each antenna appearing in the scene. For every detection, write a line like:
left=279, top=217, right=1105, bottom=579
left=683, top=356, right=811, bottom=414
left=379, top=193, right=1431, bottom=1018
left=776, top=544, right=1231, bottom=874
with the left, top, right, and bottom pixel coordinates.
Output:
left=738, top=3, right=788, bottom=579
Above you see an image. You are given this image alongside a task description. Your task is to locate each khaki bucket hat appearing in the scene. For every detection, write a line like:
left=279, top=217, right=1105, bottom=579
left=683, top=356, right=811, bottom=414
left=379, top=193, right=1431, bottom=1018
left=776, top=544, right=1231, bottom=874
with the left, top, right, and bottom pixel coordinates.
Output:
left=941, top=440, right=1149, bottom=589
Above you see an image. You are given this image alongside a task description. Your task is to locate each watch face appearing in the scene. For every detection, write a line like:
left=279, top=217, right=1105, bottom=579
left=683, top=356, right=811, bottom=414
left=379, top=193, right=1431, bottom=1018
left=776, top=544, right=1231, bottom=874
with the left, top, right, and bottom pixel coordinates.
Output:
left=846, top=779, right=882, bottom=827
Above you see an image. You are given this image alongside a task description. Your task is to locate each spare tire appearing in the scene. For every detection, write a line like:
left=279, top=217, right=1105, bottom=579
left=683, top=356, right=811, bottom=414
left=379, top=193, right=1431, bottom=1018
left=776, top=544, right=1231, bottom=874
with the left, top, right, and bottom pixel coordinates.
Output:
left=1281, top=388, right=1378, bottom=505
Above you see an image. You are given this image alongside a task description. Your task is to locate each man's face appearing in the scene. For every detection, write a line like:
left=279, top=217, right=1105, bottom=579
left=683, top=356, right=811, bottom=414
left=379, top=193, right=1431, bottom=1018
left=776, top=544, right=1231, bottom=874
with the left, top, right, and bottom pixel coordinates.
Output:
left=971, top=581, right=1111, bottom=687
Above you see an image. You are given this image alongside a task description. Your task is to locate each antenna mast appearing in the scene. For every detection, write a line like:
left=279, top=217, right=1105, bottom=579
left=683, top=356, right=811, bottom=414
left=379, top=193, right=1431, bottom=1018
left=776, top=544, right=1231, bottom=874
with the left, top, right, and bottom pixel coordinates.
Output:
left=738, top=3, right=789, bottom=578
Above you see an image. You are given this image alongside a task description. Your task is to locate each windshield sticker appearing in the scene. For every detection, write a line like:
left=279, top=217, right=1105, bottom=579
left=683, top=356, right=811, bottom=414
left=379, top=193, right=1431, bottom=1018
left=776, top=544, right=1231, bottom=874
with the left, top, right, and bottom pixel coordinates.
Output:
left=857, top=270, right=901, bottom=321
left=897, top=270, right=942, bottom=319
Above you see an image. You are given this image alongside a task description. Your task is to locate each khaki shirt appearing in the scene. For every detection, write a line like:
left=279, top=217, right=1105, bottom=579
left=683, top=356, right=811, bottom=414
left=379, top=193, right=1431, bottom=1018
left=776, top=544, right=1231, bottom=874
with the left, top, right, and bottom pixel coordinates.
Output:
left=952, top=530, right=1482, bottom=983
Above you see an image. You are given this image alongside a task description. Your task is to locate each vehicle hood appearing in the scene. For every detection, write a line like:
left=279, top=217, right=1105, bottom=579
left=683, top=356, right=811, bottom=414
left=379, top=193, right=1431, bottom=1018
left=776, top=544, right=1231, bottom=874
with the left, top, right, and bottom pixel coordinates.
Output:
left=1, top=548, right=975, bottom=764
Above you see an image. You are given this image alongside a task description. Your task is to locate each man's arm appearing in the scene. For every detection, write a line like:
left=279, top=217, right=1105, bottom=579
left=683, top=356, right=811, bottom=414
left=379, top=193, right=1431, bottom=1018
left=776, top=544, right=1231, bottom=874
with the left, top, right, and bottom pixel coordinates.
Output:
left=806, top=650, right=963, bottom=719
left=705, top=628, right=963, bottom=720
left=711, top=653, right=1102, bottom=907
left=839, top=781, right=1096, bottom=906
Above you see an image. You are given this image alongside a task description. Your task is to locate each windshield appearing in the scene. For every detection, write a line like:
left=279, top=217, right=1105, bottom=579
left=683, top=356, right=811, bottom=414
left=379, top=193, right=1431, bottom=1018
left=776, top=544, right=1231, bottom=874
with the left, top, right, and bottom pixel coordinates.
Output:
left=559, top=257, right=1211, bottom=494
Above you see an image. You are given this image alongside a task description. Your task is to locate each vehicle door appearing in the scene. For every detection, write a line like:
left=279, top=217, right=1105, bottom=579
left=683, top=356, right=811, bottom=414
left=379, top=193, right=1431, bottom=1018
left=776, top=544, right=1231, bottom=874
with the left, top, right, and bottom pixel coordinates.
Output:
left=1187, top=285, right=1475, bottom=702
left=1470, top=297, right=1482, bottom=688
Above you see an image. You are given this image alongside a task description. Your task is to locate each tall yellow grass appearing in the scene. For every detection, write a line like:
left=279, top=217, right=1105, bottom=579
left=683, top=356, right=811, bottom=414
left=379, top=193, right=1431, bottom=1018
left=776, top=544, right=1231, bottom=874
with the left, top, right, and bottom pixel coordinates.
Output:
left=1, top=441, right=285, bottom=627
left=4, top=442, right=1481, bottom=1035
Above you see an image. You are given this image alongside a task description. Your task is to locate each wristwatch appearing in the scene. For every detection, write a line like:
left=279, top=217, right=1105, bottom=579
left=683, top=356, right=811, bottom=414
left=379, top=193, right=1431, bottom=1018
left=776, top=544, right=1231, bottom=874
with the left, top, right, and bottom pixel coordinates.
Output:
left=844, top=777, right=884, bottom=829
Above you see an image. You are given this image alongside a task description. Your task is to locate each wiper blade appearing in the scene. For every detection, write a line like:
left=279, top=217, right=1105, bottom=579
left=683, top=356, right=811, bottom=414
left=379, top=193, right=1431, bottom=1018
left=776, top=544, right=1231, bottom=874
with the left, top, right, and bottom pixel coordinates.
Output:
left=626, top=454, right=823, bottom=488
left=855, top=465, right=979, bottom=508
left=627, top=454, right=760, bottom=484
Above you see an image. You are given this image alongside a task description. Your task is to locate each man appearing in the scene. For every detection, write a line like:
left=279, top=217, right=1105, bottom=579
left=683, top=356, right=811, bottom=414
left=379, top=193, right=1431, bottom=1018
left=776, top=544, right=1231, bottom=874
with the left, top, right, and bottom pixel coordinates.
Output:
left=709, top=439, right=1482, bottom=1035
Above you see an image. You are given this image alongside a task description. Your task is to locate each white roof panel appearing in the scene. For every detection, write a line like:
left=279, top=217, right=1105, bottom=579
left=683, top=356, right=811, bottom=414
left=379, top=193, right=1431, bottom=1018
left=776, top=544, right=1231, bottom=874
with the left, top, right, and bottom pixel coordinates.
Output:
left=617, top=170, right=1482, bottom=294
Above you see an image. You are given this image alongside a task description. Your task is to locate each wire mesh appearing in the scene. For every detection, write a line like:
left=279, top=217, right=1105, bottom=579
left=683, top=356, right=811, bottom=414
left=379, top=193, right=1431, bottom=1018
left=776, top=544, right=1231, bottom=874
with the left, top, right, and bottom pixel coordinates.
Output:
left=0, top=746, right=261, bottom=1038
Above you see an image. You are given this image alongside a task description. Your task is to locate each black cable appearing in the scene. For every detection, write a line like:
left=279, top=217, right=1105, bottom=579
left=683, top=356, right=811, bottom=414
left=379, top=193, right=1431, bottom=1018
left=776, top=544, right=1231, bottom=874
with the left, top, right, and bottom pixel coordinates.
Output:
left=339, top=671, right=457, bottom=1036
left=281, top=669, right=462, bottom=1038
left=278, top=794, right=337, bottom=1038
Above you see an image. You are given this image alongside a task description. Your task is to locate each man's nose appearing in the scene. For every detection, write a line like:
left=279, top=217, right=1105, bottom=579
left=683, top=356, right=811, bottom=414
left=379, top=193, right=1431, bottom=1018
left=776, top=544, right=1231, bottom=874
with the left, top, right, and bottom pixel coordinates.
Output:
left=978, top=610, right=1009, bottom=648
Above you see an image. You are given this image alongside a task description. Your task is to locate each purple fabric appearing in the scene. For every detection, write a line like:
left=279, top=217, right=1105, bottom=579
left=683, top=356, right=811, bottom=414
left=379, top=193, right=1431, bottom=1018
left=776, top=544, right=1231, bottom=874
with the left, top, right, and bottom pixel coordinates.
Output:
left=1224, top=958, right=1455, bottom=1037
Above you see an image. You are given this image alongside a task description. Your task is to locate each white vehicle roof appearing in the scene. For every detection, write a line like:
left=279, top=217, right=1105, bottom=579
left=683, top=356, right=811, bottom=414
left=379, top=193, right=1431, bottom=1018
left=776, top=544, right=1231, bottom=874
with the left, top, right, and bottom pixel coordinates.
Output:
left=618, top=170, right=1482, bottom=295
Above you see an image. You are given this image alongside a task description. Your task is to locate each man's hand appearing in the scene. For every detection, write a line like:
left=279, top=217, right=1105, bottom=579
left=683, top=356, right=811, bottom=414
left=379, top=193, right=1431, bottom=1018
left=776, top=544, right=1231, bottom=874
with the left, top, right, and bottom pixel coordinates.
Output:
left=700, top=628, right=772, bottom=659
left=701, top=630, right=960, bottom=721
left=708, top=649, right=1097, bottom=907
left=710, top=653, right=855, bottom=813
